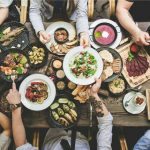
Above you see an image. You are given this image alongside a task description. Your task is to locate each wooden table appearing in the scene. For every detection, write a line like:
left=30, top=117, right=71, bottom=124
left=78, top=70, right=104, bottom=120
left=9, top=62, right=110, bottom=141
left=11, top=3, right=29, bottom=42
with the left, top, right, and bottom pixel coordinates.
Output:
left=21, top=23, right=150, bottom=128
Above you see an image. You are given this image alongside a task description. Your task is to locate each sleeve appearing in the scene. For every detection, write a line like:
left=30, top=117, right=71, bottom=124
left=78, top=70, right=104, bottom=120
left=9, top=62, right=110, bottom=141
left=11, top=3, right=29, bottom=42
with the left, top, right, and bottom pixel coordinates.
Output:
left=97, top=113, right=113, bottom=150
left=75, top=0, right=89, bottom=35
left=16, top=143, right=37, bottom=150
left=0, top=133, right=11, bottom=150
left=0, top=0, right=13, bottom=7
left=29, top=0, right=45, bottom=35
left=133, top=130, right=150, bottom=150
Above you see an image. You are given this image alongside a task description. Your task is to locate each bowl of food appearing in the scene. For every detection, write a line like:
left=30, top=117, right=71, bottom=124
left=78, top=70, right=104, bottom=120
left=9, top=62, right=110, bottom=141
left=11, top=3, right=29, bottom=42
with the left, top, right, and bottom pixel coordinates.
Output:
left=0, top=48, right=30, bottom=82
left=19, top=74, right=56, bottom=111
left=48, top=94, right=78, bottom=128
left=63, top=46, right=103, bottom=85
left=108, top=77, right=127, bottom=97
left=133, top=93, right=146, bottom=107
left=0, top=21, right=29, bottom=51
left=54, top=28, right=69, bottom=44
left=93, top=23, right=117, bottom=46
left=27, top=43, right=48, bottom=69
left=98, top=47, right=123, bottom=82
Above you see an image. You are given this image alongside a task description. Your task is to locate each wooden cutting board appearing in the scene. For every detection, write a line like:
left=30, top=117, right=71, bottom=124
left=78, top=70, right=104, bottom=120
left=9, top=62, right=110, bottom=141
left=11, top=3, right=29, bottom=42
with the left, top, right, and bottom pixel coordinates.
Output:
left=116, top=41, right=150, bottom=88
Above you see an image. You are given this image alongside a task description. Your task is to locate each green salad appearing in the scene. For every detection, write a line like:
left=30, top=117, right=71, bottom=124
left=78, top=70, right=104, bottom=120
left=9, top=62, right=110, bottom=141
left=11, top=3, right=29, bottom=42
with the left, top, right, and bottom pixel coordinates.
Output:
left=69, top=51, right=97, bottom=78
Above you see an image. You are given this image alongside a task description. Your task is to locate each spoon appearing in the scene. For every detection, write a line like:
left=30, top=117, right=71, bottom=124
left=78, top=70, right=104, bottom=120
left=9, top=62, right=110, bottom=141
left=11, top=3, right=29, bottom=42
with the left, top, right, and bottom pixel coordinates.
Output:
left=125, top=94, right=136, bottom=107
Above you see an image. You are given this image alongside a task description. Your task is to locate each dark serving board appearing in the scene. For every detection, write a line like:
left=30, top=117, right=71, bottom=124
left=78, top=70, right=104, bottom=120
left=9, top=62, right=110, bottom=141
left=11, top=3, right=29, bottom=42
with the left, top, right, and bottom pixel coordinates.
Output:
left=0, top=48, right=30, bottom=82
left=97, top=46, right=123, bottom=82
left=0, top=21, right=29, bottom=51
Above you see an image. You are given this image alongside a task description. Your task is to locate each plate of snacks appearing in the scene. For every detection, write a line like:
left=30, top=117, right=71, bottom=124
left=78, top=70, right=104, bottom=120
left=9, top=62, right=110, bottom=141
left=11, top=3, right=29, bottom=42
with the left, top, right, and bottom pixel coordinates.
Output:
left=45, top=56, right=77, bottom=93
left=19, top=74, right=56, bottom=111
left=46, top=21, right=78, bottom=55
left=48, top=94, right=78, bottom=128
left=123, top=92, right=146, bottom=114
left=0, top=48, right=30, bottom=82
left=0, top=21, right=29, bottom=51
left=27, top=43, right=48, bottom=68
left=98, top=47, right=123, bottom=82
left=63, top=46, right=103, bottom=85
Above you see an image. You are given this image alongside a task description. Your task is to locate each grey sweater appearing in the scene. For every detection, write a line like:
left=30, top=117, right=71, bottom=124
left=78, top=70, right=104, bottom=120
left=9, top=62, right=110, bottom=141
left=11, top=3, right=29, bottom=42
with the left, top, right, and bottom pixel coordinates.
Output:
left=29, top=0, right=89, bottom=35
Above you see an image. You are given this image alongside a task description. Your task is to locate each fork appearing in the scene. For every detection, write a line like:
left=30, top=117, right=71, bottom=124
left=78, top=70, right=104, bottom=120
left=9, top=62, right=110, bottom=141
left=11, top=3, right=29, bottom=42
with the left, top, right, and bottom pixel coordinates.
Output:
left=10, top=74, right=17, bottom=83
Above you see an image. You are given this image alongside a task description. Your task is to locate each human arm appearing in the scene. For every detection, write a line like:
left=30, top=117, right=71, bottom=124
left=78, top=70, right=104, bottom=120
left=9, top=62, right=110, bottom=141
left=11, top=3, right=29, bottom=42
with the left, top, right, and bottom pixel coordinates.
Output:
left=76, top=0, right=90, bottom=47
left=29, top=0, right=50, bottom=43
left=88, top=78, right=113, bottom=150
left=6, top=83, right=27, bottom=148
left=133, top=130, right=150, bottom=150
left=0, top=112, right=11, bottom=150
left=116, top=0, right=150, bottom=46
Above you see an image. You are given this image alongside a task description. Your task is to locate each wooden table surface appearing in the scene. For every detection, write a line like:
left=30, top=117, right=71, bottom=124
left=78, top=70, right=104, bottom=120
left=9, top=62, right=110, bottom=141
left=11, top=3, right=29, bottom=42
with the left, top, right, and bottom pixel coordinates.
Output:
left=20, top=23, right=150, bottom=128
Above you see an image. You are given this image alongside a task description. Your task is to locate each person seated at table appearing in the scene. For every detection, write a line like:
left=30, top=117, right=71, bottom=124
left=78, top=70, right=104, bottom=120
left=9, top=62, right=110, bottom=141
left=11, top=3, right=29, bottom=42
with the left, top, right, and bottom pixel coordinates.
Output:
left=0, top=0, right=13, bottom=25
left=116, top=0, right=150, bottom=46
left=0, top=112, right=11, bottom=150
left=29, top=0, right=90, bottom=47
left=6, top=78, right=113, bottom=150
left=133, top=130, right=150, bottom=150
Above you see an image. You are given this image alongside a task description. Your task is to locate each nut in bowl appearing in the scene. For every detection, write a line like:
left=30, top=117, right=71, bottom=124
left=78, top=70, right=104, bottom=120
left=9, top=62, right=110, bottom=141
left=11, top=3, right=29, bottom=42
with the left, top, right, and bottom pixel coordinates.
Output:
left=63, top=46, right=103, bottom=85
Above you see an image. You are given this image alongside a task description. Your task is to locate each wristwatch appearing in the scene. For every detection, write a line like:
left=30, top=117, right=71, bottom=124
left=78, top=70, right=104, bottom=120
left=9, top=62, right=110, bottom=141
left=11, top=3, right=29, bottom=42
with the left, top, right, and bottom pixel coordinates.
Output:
left=9, top=103, right=22, bottom=111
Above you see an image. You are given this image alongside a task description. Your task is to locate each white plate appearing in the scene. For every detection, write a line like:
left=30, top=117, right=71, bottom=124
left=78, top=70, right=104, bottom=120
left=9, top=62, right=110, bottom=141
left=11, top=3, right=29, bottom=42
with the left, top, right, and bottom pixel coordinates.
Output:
left=123, top=92, right=146, bottom=114
left=46, top=21, right=76, bottom=55
left=19, top=74, right=56, bottom=111
left=89, top=19, right=122, bottom=49
left=63, top=46, right=103, bottom=85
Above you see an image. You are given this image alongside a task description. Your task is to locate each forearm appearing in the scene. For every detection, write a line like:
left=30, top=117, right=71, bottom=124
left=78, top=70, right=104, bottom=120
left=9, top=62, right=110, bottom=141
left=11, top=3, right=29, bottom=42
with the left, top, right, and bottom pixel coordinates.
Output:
left=0, top=112, right=11, bottom=136
left=116, top=8, right=140, bottom=36
left=0, top=7, right=9, bottom=25
left=29, top=0, right=45, bottom=34
left=97, top=113, right=113, bottom=150
left=12, top=108, right=27, bottom=148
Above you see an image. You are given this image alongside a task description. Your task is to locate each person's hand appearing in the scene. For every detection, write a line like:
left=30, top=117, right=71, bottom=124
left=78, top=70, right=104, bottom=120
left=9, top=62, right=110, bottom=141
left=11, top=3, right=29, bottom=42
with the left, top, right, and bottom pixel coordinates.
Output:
left=132, top=30, right=150, bottom=46
left=80, top=32, right=90, bottom=48
left=38, top=30, right=50, bottom=44
left=6, top=83, right=21, bottom=105
left=88, top=78, right=102, bottom=97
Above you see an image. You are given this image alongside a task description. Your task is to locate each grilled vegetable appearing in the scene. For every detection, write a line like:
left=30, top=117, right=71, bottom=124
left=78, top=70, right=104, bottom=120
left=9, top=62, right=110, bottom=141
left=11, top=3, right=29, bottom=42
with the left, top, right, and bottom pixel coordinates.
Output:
left=50, top=102, right=59, bottom=110
left=52, top=111, right=59, bottom=121
left=58, top=98, right=69, bottom=104
left=63, top=104, right=70, bottom=112
left=69, top=109, right=77, bottom=117
left=64, top=113, right=73, bottom=123
left=68, top=101, right=75, bottom=108
left=57, top=108, right=65, bottom=116
left=58, top=117, right=69, bottom=126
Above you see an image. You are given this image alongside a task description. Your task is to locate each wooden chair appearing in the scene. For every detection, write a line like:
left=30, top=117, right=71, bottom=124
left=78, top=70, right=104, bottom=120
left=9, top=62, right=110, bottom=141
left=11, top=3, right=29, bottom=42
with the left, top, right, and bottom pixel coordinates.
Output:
left=88, top=0, right=94, bottom=19
left=109, top=0, right=116, bottom=18
left=33, top=129, right=40, bottom=149
left=117, top=128, right=128, bottom=150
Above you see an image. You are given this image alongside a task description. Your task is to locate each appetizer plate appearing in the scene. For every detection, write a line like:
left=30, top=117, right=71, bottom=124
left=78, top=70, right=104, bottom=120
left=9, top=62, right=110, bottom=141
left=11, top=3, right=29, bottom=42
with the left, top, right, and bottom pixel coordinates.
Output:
left=46, top=21, right=77, bottom=55
left=123, top=92, right=146, bottom=114
left=0, top=48, right=30, bottom=82
left=89, top=19, right=122, bottom=49
left=19, top=74, right=56, bottom=111
left=97, top=47, right=123, bottom=82
left=63, top=46, right=103, bottom=85
left=0, top=21, right=29, bottom=51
